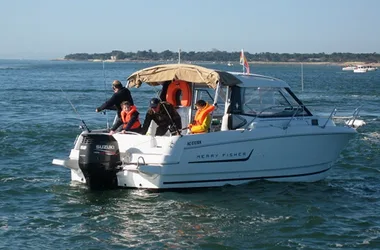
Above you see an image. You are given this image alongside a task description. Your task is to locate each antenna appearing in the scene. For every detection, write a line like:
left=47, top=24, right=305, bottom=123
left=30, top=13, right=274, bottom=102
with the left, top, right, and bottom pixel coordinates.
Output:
left=301, top=62, right=304, bottom=92
left=102, top=61, right=110, bottom=129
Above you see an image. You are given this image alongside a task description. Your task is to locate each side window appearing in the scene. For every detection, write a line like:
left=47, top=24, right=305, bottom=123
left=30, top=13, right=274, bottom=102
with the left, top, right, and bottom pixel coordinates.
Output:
left=194, top=89, right=225, bottom=117
left=230, top=86, right=309, bottom=117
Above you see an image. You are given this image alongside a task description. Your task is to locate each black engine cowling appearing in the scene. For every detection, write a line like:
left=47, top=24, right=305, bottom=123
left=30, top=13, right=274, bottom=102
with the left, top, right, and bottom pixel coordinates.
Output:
left=78, top=133, right=121, bottom=189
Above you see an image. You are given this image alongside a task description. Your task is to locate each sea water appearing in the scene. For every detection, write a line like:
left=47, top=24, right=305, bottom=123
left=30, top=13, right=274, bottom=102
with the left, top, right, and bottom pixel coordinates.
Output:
left=0, top=60, right=379, bottom=249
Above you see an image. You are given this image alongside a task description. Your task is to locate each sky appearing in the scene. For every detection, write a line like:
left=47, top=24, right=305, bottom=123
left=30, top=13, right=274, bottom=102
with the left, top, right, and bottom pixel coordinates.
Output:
left=0, top=0, right=379, bottom=59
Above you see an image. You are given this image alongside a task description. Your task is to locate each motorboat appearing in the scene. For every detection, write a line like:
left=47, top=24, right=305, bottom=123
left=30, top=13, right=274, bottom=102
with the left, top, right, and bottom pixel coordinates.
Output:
left=353, top=65, right=378, bottom=73
left=52, top=64, right=358, bottom=190
left=342, top=65, right=356, bottom=71
left=366, top=65, right=378, bottom=71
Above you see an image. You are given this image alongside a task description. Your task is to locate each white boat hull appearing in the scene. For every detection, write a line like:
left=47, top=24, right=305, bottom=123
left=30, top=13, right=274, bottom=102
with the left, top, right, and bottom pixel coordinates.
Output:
left=342, top=66, right=355, bottom=71
left=353, top=65, right=378, bottom=73
left=55, top=123, right=355, bottom=189
left=118, top=130, right=353, bottom=189
left=353, top=68, right=367, bottom=73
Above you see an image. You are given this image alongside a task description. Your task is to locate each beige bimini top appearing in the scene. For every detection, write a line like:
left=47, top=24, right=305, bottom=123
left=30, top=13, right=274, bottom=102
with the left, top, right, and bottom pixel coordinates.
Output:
left=127, top=63, right=242, bottom=89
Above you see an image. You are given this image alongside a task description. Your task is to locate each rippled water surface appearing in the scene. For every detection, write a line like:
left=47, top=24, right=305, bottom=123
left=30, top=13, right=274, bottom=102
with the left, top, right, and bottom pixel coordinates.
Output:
left=1, top=60, right=379, bottom=249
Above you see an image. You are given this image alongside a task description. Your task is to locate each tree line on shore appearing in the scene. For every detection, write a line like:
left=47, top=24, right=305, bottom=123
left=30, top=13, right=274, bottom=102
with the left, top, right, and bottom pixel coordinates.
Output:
left=64, top=50, right=380, bottom=63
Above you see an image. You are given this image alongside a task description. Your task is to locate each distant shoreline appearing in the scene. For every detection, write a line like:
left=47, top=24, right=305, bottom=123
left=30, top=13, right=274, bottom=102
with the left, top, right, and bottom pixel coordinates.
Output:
left=50, top=58, right=380, bottom=67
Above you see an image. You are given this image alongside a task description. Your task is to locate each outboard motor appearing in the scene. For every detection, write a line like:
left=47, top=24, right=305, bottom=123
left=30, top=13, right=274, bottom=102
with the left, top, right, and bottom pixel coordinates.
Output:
left=78, top=133, right=121, bottom=189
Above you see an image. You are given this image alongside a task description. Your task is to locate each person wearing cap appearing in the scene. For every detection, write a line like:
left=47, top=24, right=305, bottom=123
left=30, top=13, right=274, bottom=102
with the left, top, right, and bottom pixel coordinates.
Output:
left=109, top=101, right=141, bottom=135
left=140, top=98, right=182, bottom=136
left=188, top=100, right=215, bottom=134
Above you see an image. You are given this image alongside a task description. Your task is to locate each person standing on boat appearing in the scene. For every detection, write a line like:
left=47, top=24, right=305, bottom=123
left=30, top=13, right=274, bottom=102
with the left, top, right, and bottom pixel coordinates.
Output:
left=140, top=98, right=182, bottom=136
left=188, top=100, right=215, bottom=134
left=159, top=81, right=171, bottom=102
left=109, top=101, right=141, bottom=135
left=96, top=80, right=134, bottom=128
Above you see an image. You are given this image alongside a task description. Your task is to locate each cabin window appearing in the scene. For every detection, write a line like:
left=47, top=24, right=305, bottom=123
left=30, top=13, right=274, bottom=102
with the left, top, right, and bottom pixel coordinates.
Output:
left=194, top=88, right=225, bottom=118
left=230, top=86, right=310, bottom=117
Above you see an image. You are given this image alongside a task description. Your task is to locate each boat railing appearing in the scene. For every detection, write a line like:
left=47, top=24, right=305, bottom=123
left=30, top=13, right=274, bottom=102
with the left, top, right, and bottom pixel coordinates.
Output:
left=136, top=156, right=146, bottom=170
left=352, top=105, right=362, bottom=119
left=344, top=105, right=363, bottom=128
left=321, top=107, right=337, bottom=128
left=283, top=106, right=304, bottom=130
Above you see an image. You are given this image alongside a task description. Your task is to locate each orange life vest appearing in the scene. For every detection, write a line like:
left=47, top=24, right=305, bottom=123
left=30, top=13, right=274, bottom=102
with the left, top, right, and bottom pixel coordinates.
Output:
left=191, top=102, right=215, bottom=133
left=121, top=105, right=141, bottom=130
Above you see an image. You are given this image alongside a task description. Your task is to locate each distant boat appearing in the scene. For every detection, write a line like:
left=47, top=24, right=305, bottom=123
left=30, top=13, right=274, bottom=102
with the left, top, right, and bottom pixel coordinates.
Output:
left=342, top=65, right=356, bottom=71
left=366, top=65, right=378, bottom=71
left=227, top=62, right=233, bottom=66
left=353, top=65, right=378, bottom=73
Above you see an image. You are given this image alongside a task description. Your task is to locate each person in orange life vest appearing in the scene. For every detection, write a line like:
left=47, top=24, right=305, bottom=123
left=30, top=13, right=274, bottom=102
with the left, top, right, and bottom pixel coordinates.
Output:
left=96, top=80, right=134, bottom=133
left=109, top=101, right=141, bottom=135
left=188, top=100, right=216, bottom=134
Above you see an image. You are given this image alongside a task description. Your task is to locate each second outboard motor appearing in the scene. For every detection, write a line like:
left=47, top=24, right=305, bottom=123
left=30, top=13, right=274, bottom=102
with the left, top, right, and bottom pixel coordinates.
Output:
left=78, top=133, right=121, bottom=189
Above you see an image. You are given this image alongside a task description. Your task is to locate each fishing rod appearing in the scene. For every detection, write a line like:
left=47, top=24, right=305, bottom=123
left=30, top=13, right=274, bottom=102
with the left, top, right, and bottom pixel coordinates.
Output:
left=161, top=103, right=181, bottom=135
left=59, top=87, right=91, bottom=132
left=102, top=61, right=110, bottom=130
left=152, top=83, right=182, bottom=136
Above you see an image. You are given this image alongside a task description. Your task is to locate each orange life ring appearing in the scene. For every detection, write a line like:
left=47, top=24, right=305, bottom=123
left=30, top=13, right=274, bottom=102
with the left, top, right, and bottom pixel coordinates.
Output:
left=166, top=80, right=192, bottom=107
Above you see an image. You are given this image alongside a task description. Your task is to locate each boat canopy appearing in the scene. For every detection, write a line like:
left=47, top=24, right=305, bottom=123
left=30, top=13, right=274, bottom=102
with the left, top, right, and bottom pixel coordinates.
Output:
left=127, top=64, right=242, bottom=89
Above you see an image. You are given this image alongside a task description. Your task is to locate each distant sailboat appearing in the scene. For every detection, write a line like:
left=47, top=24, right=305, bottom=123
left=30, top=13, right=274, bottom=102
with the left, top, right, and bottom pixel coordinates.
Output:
left=239, top=49, right=250, bottom=74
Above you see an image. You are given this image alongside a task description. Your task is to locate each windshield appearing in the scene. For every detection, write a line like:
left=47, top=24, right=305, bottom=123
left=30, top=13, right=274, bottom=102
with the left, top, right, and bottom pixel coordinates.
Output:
left=230, top=86, right=311, bottom=117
